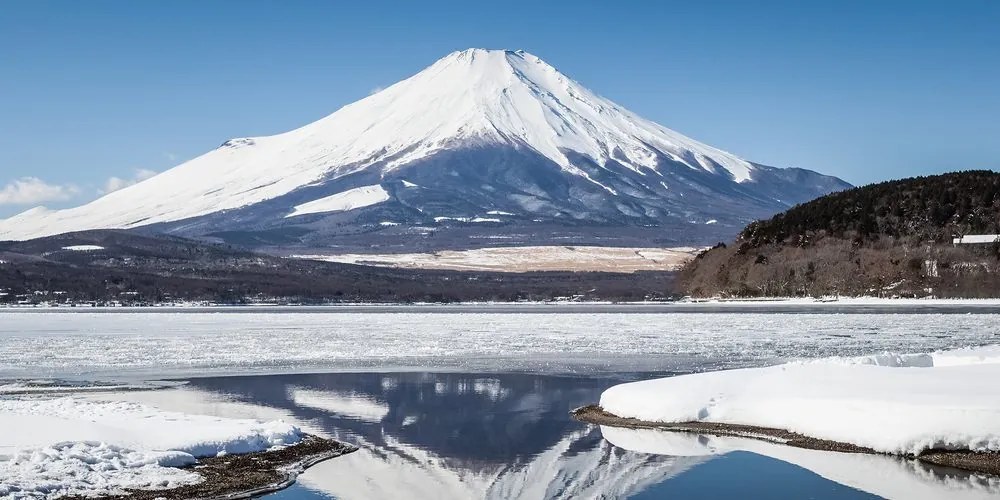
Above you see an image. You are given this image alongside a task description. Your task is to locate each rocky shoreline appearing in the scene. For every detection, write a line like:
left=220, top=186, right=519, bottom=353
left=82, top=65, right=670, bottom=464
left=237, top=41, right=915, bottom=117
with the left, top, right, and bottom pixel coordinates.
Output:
left=63, top=434, right=356, bottom=500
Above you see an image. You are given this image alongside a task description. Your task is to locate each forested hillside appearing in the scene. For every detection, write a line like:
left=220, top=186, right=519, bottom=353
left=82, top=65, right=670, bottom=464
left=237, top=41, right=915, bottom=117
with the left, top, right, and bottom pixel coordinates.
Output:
left=682, top=171, right=1000, bottom=298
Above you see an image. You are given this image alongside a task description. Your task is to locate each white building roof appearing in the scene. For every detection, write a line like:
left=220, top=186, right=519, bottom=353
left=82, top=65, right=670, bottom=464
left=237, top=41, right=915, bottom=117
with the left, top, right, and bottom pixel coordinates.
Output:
left=953, top=234, right=1000, bottom=244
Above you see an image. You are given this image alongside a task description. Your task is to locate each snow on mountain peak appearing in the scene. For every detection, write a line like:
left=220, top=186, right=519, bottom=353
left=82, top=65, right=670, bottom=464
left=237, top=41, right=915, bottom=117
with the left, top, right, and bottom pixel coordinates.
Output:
left=0, top=49, right=812, bottom=242
left=303, top=47, right=754, bottom=184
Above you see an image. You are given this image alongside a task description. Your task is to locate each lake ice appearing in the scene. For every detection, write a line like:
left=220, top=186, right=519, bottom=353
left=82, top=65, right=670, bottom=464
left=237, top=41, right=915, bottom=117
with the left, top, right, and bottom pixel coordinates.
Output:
left=3, top=308, right=1000, bottom=499
left=1, top=309, right=999, bottom=379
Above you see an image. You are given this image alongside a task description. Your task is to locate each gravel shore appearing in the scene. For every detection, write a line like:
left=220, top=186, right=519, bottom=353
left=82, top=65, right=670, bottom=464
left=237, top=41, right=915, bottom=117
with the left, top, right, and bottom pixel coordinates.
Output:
left=63, top=434, right=356, bottom=500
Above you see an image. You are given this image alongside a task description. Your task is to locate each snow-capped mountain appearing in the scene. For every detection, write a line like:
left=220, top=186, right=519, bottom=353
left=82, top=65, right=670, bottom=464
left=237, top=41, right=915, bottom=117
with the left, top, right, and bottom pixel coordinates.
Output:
left=0, top=48, right=849, bottom=248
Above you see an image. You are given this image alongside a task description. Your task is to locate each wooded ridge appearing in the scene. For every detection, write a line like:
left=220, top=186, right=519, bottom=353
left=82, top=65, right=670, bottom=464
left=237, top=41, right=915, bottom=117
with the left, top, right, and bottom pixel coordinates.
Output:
left=682, top=171, right=1000, bottom=298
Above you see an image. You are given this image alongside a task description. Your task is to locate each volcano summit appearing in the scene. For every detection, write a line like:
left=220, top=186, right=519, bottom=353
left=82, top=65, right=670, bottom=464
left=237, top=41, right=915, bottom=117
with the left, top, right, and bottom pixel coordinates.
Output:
left=0, top=49, right=848, bottom=250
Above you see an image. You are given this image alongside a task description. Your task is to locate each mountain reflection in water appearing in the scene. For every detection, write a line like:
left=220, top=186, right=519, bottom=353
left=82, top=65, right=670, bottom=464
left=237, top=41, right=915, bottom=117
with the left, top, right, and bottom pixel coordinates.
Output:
left=159, top=372, right=896, bottom=499
left=184, top=372, right=705, bottom=498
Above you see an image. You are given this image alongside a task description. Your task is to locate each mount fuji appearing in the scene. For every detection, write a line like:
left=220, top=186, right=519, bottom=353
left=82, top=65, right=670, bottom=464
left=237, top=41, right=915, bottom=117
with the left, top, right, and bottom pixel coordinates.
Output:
left=0, top=49, right=848, bottom=250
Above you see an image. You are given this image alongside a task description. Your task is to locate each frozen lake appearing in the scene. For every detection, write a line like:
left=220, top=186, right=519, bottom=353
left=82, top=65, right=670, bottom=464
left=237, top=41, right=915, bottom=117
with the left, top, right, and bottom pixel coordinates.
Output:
left=3, top=306, right=1000, bottom=499
left=1, top=306, right=999, bottom=379
left=79, top=371, right=992, bottom=500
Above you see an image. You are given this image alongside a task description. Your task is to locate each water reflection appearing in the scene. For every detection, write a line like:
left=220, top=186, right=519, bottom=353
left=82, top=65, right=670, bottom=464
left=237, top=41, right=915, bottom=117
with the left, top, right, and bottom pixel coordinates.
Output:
left=184, top=372, right=705, bottom=498
left=120, top=372, right=998, bottom=499
left=602, top=427, right=1000, bottom=500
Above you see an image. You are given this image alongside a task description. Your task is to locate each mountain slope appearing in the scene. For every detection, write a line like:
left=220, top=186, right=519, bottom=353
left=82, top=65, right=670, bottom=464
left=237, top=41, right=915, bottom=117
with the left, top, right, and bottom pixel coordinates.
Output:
left=0, top=49, right=849, bottom=248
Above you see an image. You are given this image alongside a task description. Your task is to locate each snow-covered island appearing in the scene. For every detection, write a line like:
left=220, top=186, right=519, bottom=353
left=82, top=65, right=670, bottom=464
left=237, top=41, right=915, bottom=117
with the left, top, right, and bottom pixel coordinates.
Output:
left=0, top=396, right=353, bottom=498
left=576, top=345, right=1000, bottom=476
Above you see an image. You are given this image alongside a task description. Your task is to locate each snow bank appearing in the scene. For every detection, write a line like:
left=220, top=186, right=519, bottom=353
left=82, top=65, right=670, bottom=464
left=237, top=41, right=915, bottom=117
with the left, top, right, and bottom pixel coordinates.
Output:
left=797, top=344, right=1000, bottom=368
left=926, top=344, right=1000, bottom=367
left=1, top=442, right=200, bottom=498
left=0, top=397, right=301, bottom=498
left=600, top=345, right=1000, bottom=455
left=286, top=184, right=390, bottom=218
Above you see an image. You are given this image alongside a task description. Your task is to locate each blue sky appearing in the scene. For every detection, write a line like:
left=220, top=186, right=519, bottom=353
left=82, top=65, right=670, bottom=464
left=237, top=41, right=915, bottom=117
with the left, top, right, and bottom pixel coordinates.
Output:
left=1, top=0, right=998, bottom=216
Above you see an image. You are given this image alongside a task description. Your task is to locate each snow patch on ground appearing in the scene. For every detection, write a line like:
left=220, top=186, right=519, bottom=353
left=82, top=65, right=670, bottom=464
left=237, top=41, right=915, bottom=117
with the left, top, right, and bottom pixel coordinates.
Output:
left=294, top=245, right=700, bottom=273
left=1, top=441, right=200, bottom=498
left=60, top=245, right=104, bottom=252
left=286, top=184, right=389, bottom=218
left=600, top=345, right=1000, bottom=456
left=0, top=397, right=302, bottom=498
left=430, top=216, right=501, bottom=223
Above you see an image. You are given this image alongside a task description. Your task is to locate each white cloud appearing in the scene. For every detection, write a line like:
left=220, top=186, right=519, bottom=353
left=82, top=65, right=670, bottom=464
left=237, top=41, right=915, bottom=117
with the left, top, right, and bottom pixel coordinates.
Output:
left=101, top=169, right=158, bottom=195
left=164, top=152, right=177, bottom=162
left=0, top=177, right=79, bottom=205
left=369, top=86, right=385, bottom=95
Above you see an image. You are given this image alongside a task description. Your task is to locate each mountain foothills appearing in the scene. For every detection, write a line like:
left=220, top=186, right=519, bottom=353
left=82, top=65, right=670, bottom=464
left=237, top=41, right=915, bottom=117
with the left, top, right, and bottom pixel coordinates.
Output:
left=0, top=230, right=676, bottom=304
left=0, top=49, right=847, bottom=251
left=682, top=171, right=1000, bottom=298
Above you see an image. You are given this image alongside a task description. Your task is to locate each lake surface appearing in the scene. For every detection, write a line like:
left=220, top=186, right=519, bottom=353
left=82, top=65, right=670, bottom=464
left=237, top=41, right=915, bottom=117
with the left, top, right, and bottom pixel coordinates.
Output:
left=5, top=307, right=1000, bottom=499
left=105, top=370, right=996, bottom=499
left=118, top=371, right=879, bottom=499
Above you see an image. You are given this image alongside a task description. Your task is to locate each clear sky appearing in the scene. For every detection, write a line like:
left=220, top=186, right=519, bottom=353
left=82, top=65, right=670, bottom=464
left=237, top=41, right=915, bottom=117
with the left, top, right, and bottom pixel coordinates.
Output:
left=1, top=0, right=998, bottom=217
